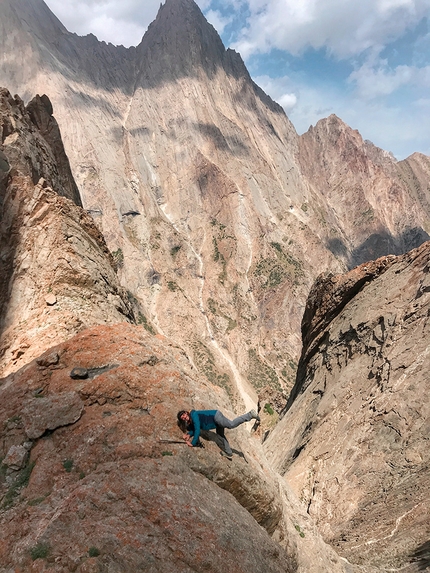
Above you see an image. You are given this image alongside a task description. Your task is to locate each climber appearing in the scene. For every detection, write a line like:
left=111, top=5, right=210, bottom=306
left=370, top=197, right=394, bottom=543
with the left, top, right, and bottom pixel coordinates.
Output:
left=177, top=408, right=260, bottom=460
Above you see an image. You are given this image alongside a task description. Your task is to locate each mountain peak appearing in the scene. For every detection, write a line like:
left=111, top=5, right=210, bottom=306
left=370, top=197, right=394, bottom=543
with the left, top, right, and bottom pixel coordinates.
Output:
left=3, top=0, right=68, bottom=42
left=136, top=0, right=227, bottom=86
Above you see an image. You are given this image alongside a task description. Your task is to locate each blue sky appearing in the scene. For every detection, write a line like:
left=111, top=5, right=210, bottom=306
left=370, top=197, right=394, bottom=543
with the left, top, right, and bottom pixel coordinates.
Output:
left=44, top=0, right=430, bottom=159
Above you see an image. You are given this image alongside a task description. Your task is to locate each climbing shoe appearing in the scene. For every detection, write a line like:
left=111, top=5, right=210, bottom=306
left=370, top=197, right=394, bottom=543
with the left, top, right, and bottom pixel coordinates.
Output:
left=250, top=409, right=260, bottom=422
left=220, top=451, right=233, bottom=460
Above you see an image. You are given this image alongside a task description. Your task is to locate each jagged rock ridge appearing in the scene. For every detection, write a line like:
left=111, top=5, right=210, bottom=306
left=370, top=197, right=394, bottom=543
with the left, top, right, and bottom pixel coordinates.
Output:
left=0, top=88, right=136, bottom=376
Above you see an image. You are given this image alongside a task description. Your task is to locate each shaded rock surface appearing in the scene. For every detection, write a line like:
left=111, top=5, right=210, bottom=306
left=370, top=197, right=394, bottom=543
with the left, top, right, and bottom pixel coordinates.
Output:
left=265, top=241, right=430, bottom=570
left=0, top=323, right=360, bottom=573
left=26, top=93, right=81, bottom=206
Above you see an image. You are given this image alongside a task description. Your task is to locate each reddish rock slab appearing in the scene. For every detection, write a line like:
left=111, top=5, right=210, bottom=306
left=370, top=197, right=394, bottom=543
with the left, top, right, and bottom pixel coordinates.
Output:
left=0, top=323, right=297, bottom=573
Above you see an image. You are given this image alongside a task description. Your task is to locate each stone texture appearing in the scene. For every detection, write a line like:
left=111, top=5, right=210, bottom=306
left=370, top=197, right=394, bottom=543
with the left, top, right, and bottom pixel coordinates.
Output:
left=0, top=323, right=358, bottom=573
left=298, top=115, right=430, bottom=267
left=3, top=445, right=28, bottom=470
left=0, top=148, right=10, bottom=193
left=26, top=93, right=82, bottom=206
left=0, top=3, right=429, bottom=571
left=0, top=88, right=136, bottom=376
left=265, top=241, right=430, bottom=570
left=21, top=391, right=84, bottom=439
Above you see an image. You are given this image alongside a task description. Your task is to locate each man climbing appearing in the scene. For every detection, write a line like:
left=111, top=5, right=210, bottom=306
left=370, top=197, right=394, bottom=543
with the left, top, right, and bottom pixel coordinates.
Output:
left=177, top=408, right=260, bottom=460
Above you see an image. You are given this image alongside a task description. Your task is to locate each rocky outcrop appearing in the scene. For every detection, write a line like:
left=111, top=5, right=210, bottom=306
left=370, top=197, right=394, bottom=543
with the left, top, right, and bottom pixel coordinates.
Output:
left=0, top=322, right=363, bottom=573
left=0, top=148, right=10, bottom=193
left=0, top=88, right=135, bottom=376
left=265, top=241, right=430, bottom=570
left=0, top=89, right=79, bottom=203
left=26, top=93, right=82, bottom=206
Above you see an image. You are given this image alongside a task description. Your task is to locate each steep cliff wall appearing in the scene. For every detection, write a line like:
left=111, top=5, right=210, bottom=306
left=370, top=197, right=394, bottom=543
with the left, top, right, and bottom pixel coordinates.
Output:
left=265, top=241, right=430, bottom=569
left=298, top=115, right=430, bottom=267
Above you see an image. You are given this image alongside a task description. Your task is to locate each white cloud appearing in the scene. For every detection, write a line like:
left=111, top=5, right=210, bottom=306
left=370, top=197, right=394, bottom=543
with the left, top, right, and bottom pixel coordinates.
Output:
left=349, top=61, right=430, bottom=99
left=278, top=93, right=298, bottom=110
left=233, top=0, right=430, bottom=59
left=205, top=9, right=233, bottom=34
left=198, top=0, right=213, bottom=9
left=45, top=0, right=162, bottom=46
left=415, top=97, right=430, bottom=106
left=44, top=0, right=234, bottom=47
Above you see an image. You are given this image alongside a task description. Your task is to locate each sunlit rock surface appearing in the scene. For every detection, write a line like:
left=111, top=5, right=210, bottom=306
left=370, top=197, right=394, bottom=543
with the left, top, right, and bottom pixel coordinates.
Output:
left=0, top=88, right=134, bottom=377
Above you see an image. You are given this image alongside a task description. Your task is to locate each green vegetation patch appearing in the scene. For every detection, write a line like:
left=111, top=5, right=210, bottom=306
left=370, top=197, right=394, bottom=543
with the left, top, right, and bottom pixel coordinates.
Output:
left=30, top=542, right=50, bottom=561
left=207, top=298, right=217, bottom=315
left=5, top=415, right=22, bottom=426
left=137, top=312, right=156, bottom=335
left=28, top=496, right=47, bottom=507
left=170, top=245, right=181, bottom=257
left=111, top=247, right=124, bottom=270
left=281, top=358, right=298, bottom=385
left=2, top=460, right=36, bottom=509
left=206, top=298, right=237, bottom=333
left=264, top=403, right=275, bottom=415
left=88, top=546, right=101, bottom=557
left=62, top=459, right=73, bottom=473
left=356, top=207, right=375, bottom=225
left=247, top=349, right=280, bottom=391
left=252, top=242, right=304, bottom=290
left=167, top=281, right=179, bottom=292
left=126, top=290, right=156, bottom=334
left=210, top=219, right=237, bottom=286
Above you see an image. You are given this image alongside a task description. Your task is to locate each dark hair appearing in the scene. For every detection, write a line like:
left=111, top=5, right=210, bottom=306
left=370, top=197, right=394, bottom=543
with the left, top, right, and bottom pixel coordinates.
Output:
left=177, top=410, right=190, bottom=432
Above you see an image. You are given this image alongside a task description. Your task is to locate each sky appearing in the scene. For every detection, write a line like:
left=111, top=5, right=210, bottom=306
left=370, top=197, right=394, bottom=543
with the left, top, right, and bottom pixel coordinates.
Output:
left=44, top=0, right=430, bottom=159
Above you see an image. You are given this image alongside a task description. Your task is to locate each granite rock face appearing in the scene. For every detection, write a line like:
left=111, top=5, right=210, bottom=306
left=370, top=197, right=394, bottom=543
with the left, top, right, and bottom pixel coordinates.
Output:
left=298, top=115, right=430, bottom=267
left=1, top=0, right=429, bottom=404
left=0, top=323, right=362, bottom=573
left=265, top=241, right=430, bottom=570
left=0, top=88, right=135, bottom=376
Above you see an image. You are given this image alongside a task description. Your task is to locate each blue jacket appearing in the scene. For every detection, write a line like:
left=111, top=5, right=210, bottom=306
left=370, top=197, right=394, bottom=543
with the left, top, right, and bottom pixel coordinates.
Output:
left=188, top=410, right=217, bottom=446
